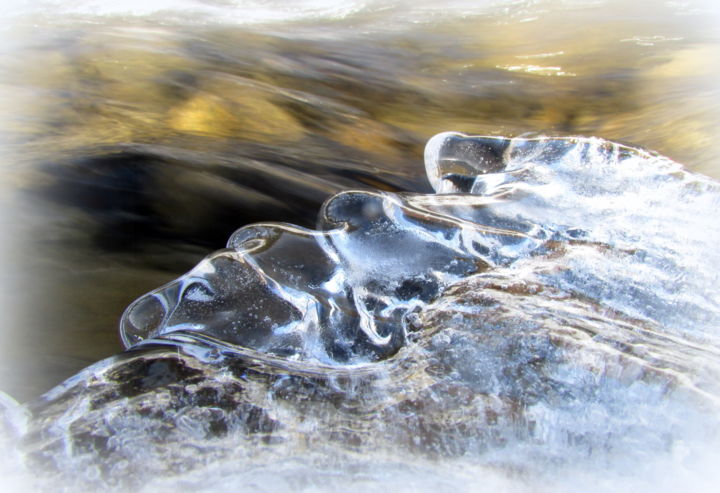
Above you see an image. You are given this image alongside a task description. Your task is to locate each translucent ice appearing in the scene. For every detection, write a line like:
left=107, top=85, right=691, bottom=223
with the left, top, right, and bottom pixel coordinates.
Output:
left=122, top=132, right=720, bottom=363
left=19, top=132, right=720, bottom=492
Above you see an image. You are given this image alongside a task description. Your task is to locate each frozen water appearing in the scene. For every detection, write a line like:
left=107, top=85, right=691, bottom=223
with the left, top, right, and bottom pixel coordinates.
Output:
left=122, top=132, right=720, bottom=362
left=13, top=133, right=720, bottom=491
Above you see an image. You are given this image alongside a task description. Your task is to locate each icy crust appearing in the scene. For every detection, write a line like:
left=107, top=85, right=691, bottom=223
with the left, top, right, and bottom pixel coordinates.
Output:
left=424, top=132, right=720, bottom=333
left=122, top=132, right=720, bottom=365
left=20, top=132, right=720, bottom=490
left=20, top=268, right=720, bottom=492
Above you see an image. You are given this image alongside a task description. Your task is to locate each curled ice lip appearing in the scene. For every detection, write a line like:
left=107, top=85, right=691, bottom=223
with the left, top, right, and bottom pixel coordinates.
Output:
left=121, top=131, right=720, bottom=367
left=424, top=131, right=510, bottom=193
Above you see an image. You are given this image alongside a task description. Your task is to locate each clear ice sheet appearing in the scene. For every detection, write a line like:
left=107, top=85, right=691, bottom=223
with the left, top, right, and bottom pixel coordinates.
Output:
left=14, top=133, right=720, bottom=492
left=122, top=131, right=720, bottom=359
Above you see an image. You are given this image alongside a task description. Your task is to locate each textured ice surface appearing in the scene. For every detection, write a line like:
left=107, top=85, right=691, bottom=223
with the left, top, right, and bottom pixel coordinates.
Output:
left=14, top=133, right=720, bottom=492
left=122, top=131, right=720, bottom=360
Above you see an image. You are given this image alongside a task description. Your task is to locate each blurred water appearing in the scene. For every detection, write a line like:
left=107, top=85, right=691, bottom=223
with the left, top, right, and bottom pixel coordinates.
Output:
left=0, top=0, right=719, bottom=491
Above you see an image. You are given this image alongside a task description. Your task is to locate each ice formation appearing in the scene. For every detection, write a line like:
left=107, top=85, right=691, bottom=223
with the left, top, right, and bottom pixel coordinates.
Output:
left=122, top=131, right=720, bottom=362
left=12, top=132, right=720, bottom=492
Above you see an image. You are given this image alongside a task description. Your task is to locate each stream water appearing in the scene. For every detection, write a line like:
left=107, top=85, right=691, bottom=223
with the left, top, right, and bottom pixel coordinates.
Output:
left=1, top=1, right=719, bottom=491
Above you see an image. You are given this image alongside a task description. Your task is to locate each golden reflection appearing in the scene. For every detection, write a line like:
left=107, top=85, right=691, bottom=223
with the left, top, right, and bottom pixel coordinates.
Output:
left=3, top=9, right=719, bottom=175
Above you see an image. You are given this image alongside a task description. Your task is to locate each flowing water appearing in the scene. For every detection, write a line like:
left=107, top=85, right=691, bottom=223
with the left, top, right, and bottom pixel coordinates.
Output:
left=1, top=0, right=719, bottom=491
